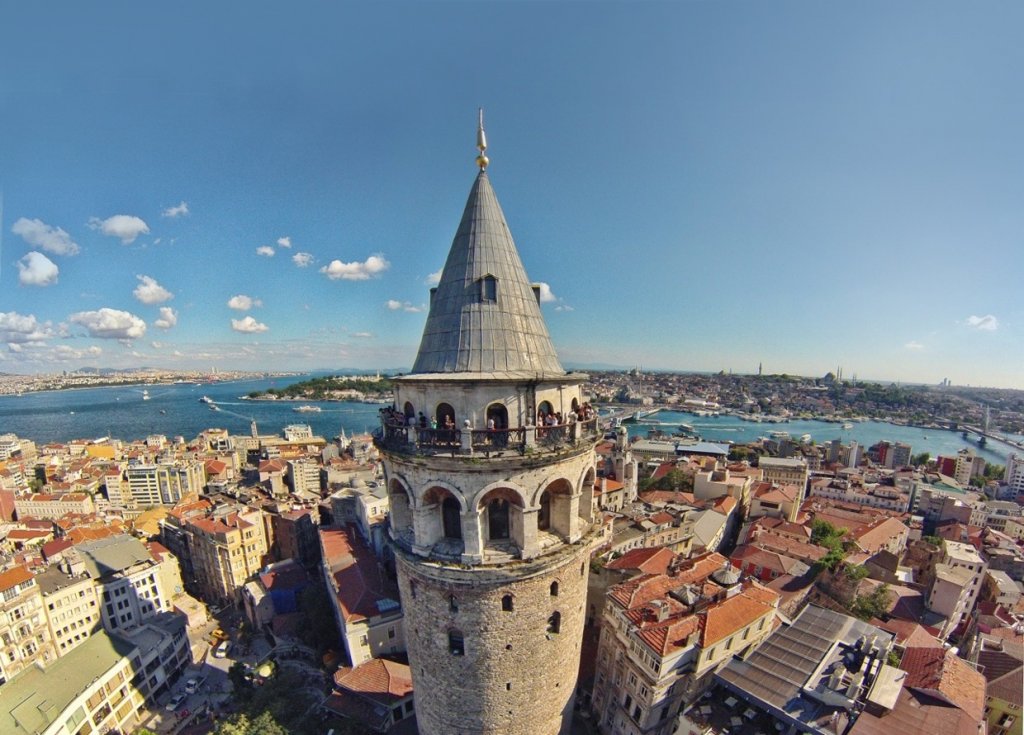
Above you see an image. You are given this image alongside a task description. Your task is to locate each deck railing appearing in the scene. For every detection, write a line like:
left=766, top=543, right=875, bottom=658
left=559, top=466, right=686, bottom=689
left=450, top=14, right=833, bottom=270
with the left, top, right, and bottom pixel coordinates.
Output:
left=375, top=416, right=599, bottom=458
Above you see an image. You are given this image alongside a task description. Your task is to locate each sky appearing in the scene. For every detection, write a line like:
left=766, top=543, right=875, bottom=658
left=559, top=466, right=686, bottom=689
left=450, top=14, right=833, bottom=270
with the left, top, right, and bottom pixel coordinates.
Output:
left=0, top=1, right=1021, bottom=388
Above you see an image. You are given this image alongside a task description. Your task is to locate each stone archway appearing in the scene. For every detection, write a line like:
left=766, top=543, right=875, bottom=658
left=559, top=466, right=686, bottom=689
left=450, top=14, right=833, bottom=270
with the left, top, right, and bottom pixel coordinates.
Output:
left=478, top=487, right=526, bottom=552
left=388, top=479, right=413, bottom=535
left=422, top=486, right=466, bottom=554
left=538, top=479, right=576, bottom=540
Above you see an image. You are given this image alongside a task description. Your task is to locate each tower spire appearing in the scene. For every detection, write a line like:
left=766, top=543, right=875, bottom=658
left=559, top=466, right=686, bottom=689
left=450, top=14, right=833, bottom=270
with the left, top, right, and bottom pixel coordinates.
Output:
left=475, top=107, right=489, bottom=170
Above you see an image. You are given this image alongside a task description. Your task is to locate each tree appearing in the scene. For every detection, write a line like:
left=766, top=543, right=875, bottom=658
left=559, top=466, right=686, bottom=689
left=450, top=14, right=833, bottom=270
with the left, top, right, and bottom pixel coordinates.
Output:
left=215, top=712, right=289, bottom=735
left=851, top=583, right=893, bottom=621
left=911, top=452, right=931, bottom=467
left=299, top=581, right=339, bottom=654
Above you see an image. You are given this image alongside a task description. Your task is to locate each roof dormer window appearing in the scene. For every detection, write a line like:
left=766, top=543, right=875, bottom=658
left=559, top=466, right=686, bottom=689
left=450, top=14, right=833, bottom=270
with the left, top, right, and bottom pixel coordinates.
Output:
left=479, top=274, right=497, bottom=303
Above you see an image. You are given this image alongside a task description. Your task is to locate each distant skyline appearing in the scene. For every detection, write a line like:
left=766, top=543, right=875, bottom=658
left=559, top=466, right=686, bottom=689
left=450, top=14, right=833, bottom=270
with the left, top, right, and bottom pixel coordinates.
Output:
left=1, top=2, right=1021, bottom=388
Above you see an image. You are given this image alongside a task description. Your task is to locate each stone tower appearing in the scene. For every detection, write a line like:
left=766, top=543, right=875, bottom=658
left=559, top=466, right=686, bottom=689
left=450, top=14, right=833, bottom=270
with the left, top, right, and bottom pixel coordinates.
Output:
left=376, top=117, right=601, bottom=735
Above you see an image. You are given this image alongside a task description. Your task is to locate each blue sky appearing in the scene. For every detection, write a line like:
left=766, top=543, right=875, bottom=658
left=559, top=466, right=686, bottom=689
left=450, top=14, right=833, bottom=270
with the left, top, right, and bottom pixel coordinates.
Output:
left=1, top=1, right=1021, bottom=387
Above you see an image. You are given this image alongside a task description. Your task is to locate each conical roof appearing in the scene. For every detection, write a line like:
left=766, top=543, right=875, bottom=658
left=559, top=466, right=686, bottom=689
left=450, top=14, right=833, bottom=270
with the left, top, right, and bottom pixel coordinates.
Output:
left=410, top=171, right=564, bottom=377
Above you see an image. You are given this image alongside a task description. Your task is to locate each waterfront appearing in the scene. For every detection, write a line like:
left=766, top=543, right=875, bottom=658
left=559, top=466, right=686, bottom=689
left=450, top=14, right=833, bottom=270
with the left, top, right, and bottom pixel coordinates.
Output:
left=625, top=409, right=1017, bottom=464
left=0, top=376, right=384, bottom=444
left=0, top=381, right=1019, bottom=465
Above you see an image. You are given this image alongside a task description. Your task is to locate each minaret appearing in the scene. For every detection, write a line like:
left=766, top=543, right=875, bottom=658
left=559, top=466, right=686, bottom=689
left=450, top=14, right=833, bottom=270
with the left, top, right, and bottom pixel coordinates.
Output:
left=376, top=113, right=601, bottom=735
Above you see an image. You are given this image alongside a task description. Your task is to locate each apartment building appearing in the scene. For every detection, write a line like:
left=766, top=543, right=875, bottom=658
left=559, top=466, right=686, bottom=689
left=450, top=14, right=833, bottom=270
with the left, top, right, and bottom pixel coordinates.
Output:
left=591, top=553, right=779, bottom=735
left=74, top=535, right=174, bottom=632
left=14, top=492, right=95, bottom=520
left=320, top=525, right=404, bottom=667
left=123, top=461, right=204, bottom=507
left=0, top=566, right=56, bottom=685
left=0, top=632, right=146, bottom=735
left=35, top=563, right=101, bottom=657
left=757, top=457, right=809, bottom=500
left=187, top=507, right=268, bottom=603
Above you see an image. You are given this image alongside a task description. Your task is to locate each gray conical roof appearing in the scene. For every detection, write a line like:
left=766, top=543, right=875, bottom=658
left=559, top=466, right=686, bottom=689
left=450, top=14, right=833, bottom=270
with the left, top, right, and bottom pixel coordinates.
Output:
left=410, top=171, right=564, bottom=376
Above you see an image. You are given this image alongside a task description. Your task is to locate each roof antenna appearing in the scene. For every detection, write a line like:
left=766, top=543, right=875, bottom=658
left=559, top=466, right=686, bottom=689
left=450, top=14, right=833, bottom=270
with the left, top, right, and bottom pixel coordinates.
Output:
left=476, top=108, right=489, bottom=171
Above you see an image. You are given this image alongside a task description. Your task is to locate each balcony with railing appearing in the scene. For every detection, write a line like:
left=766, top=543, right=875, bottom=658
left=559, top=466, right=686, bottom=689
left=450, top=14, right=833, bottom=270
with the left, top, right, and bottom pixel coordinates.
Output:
left=376, top=416, right=600, bottom=459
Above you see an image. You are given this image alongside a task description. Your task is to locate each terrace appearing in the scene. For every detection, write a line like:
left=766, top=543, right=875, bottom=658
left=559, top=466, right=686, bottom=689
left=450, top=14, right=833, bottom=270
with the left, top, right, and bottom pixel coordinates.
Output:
left=375, top=415, right=600, bottom=458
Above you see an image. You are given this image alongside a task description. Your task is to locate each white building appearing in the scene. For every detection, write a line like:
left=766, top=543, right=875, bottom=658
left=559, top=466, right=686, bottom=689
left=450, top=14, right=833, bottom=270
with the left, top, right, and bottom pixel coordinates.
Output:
left=1005, top=453, right=1024, bottom=495
left=124, top=461, right=205, bottom=506
left=73, top=535, right=174, bottom=633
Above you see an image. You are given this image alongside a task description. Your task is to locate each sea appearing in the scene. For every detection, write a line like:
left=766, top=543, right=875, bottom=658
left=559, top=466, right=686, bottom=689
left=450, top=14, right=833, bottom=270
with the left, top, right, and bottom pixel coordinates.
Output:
left=0, top=378, right=1019, bottom=465
left=622, top=409, right=1019, bottom=465
left=0, top=376, right=384, bottom=445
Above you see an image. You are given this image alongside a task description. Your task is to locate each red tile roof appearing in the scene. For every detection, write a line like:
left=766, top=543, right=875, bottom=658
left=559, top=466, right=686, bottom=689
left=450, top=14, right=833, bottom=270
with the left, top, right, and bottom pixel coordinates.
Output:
left=334, top=658, right=413, bottom=702
left=0, top=565, right=33, bottom=593
left=900, top=647, right=986, bottom=721
left=321, top=525, right=400, bottom=624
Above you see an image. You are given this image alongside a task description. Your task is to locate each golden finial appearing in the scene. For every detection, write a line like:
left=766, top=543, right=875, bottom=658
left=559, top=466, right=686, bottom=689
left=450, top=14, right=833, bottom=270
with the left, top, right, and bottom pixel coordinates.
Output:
left=475, top=107, right=489, bottom=170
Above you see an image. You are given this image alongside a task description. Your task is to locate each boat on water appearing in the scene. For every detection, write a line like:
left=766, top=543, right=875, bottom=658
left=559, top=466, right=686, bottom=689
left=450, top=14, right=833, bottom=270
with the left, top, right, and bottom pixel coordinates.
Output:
left=142, top=390, right=150, bottom=401
left=293, top=405, right=322, bottom=413
left=842, top=422, right=854, bottom=430
left=769, top=431, right=790, bottom=440
left=210, top=405, right=220, bottom=412
left=799, top=433, right=812, bottom=443
left=199, top=396, right=214, bottom=404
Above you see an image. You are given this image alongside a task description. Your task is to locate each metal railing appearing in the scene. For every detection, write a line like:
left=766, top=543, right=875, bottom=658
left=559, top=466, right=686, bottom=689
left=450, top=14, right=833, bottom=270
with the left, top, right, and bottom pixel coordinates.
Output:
left=374, top=416, right=600, bottom=458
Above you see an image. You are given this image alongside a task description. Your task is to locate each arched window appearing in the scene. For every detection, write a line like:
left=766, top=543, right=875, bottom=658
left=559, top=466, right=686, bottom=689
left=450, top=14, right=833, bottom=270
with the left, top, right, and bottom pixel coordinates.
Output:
left=449, top=595, right=458, bottom=613
left=550, top=581, right=559, bottom=597
left=403, top=402, right=415, bottom=420
left=538, top=491, right=551, bottom=531
left=537, top=400, right=554, bottom=420
left=547, top=611, right=561, bottom=635
left=479, top=274, right=497, bottom=302
left=435, top=402, right=456, bottom=429
left=448, top=630, right=464, bottom=655
left=409, top=580, right=417, bottom=599
left=502, top=594, right=514, bottom=612
left=442, top=497, right=462, bottom=539
left=488, top=498, right=510, bottom=540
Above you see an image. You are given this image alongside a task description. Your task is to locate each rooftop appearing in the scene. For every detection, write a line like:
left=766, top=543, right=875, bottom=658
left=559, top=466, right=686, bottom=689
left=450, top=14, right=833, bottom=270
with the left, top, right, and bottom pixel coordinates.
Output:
left=409, top=168, right=564, bottom=378
left=0, top=631, right=137, bottom=735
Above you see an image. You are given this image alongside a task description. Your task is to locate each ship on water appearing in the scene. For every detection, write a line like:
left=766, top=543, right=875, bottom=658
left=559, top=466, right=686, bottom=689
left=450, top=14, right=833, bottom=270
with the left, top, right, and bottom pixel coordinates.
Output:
left=293, top=405, right=322, bottom=413
left=198, top=396, right=214, bottom=404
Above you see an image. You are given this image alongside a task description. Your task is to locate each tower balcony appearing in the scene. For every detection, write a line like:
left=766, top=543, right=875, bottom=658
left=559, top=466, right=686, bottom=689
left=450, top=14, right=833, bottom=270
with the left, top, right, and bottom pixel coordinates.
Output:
left=375, top=416, right=600, bottom=459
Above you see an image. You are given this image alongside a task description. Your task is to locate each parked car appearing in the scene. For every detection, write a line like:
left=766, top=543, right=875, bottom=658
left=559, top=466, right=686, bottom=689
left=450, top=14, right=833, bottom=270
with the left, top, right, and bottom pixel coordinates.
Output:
left=213, top=640, right=232, bottom=658
left=185, top=676, right=207, bottom=694
left=166, top=693, right=188, bottom=711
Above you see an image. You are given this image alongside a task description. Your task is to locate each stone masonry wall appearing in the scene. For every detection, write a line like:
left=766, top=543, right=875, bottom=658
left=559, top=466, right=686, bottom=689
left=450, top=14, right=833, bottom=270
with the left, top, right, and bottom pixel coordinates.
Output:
left=397, top=544, right=590, bottom=735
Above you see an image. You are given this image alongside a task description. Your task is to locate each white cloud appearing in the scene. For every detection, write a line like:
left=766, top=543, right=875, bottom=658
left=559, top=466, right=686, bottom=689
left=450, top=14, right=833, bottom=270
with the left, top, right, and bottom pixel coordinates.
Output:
left=69, top=308, right=147, bottom=340
left=351, top=332, right=374, bottom=338
left=535, top=282, right=557, bottom=303
left=0, top=311, right=55, bottom=344
left=51, top=345, right=103, bottom=361
left=277, top=236, right=292, bottom=248
left=154, top=307, right=178, bottom=330
left=966, top=314, right=998, bottom=331
left=904, top=341, right=925, bottom=350
left=256, top=245, right=275, bottom=257
left=554, top=304, right=575, bottom=312
left=88, top=214, right=150, bottom=244
left=12, top=217, right=80, bottom=256
left=386, top=299, right=422, bottom=313
left=227, top=294, right=262, bottom=311
left=292, top=252, right=314, bottom=267
left=425, top=268, right=443, bottom=286
left=17, top=252, right=59, bottom=286
left=133, top=275, right=174, bottom=304
left=161, top=201, right=189, bottom=218
left=231, top=316, right=268, bottom=333
left=320, top=254, right=390, bottom=281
